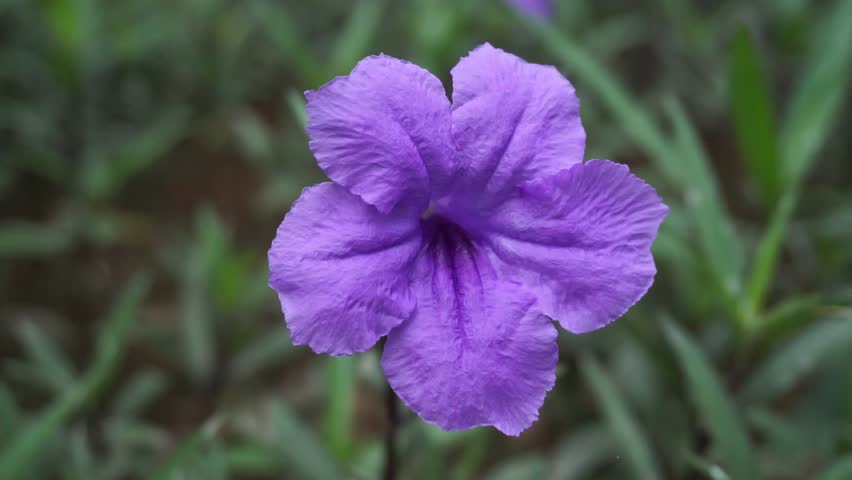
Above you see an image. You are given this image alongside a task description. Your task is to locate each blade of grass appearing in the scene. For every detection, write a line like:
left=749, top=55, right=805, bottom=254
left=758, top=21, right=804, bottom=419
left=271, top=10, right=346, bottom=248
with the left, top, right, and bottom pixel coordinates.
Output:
left=579, top=357, right=662, bottom=480
left=663, top=97, right=744, bottom=296
left=228, top=330, right=296, bottom=381
left=82, top=107, right=189, bottom=199
left=684, top=450, right=731, bottom=480
left=324, top=356, right=354, bottom=461
left=0, top=222, right=72, bottom=257
left=329, top=0, right=386, bottom=73
left=250, top=1, right=323, bottom=85
left=151, top=418, right=223, bottom=480
left=270, top=401, right=342, bottom=480
left=550, top=424, right=617, bottom=480
left=663, top=319, right=760, bottom=480
left=224, top=443, right=283, bottom=476
left=729, top=27, right=780, bottom=203
left=15, top=320, right=76, bottom=393
left=740, top=317, right=852, bottom=403
left=0, top=273, right=150, bottom=479
left=286, top=89, right=308, bottom=131
left=486, top=455, right=547, bottom=480
left=743, top=189, right=798, bottom=326
left=110, top=369, right=168, bottom=419
left=780, top=0, right=852, bottom=186
left=0, top=384, right=18, bottom=451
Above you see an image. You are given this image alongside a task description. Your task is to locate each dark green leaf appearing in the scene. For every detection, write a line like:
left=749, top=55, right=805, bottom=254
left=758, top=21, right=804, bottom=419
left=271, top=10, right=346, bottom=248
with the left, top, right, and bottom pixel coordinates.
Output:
left=330, top=0, right=386, bottom=73
left=486, top=455, right=547, bottom=480
left=550, top=424, right=616, bottom=480
left=324, top=356, right=354, bottom=461
left=580, top=357, right=662, bottom=480
left=663, top=320, right=760, bottom=480
left=0, top=274, right=150, bottom=479
left=741, top=317, right=852, bottom=402
left=730, top=27, right=780, bottom=203
left=270, top=401, right=341, bottom=480
left=780, top=0, right=852, bottom=185
left=0, top=222, right=73, bottom=257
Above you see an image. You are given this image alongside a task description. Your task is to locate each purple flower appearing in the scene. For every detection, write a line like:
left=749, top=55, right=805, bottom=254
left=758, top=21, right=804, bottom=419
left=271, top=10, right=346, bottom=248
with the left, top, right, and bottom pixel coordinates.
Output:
left=269, top=44, right=667, bottom=435
left=506, top=0, right=553, bottom=18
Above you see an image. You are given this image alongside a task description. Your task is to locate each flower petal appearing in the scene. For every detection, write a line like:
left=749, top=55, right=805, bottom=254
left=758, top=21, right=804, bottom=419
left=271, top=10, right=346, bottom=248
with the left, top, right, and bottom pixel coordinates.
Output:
left=382, top=218, right=558, bottom=436
left=486, top=160, right=668, bottom=333
left=306, top=55, right=453, bottom=213
left=447, top=43, right=585, bottom=209
left=269, top=183, right=422, bottom=355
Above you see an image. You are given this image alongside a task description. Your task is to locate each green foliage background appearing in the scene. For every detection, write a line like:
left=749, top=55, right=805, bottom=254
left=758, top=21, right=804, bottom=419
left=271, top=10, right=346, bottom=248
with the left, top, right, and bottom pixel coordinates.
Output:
left=1, top=0, right=851, bottom=478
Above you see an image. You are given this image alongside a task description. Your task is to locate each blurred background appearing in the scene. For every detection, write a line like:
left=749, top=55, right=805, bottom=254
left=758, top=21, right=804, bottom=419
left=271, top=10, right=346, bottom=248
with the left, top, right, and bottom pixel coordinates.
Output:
left=1, top=0, right=851, bottom=478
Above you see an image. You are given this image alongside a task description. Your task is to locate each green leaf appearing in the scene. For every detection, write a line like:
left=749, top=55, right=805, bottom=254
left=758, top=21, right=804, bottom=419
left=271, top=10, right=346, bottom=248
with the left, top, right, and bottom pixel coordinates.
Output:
left=663, top=320, right=760, bottom=480
left=324, top=356, right=354, bottom=461
left=40, top=0, right=95, bottom=82
left=270, top=401, right=341, bottom=480
left=580, top=357, right=662, bottom=480
left=780, top=0, right=852, bottom=185
left=67, top=427, right=96, bottom=480
left=0, top=384, right=19, bottom=451
left=0, top=273, right=150, bottom=479
left=684, top=451, right=731, bottom=480
left=741, top=317, right=852, bottom=403
left=14, top=320, right=75, bottom=393
left=82, top=108, right=190, bottom=199
left=224, top=443, right=283, bottom=475
left=813, top=455, right=852, bottom=480
left=743, top=190, right=798, bottom=324
left=730, top=27, right=781, bottom=203
left=229, top=330, right=296, bottom=381
left=551, top=424, right=617, bottom=480
left=330, top=0, right=386, bottom=73
left=485, top=455, right=547, bottom=480
left=182, top=249, right=215, bottom=383
left=250, top=2, right=323, bottom=85
left=110, top=369, right=168, bottom=419
left=0, top=221, right=72, bottom=257
left=287, top=89, right=308, bottom=131
left=151, top=424, right=217, bottom=480
left=663, top=97, right=744, bottom=295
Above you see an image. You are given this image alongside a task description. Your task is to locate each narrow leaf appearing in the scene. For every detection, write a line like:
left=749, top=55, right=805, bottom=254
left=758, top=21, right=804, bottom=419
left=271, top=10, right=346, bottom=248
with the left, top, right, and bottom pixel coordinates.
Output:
left=286, top=89, right=308, bottom=131
left=270, top=401, right=341, bottom=480
left=0, top=222, right=72, bottom=257
left=486, top=455, right=547, bottom=480
left=730, top=27, right=780, bottom=202
left=14, top=320, right=76, bottom=393
left=229, top=330, right=295, bottom=381
left=780, top=0, right=852, bottom=185
left=551, top=424, right=617, bottom=480
left=0, top=273, right=150, bottom=478
left=580, top=357, right=662, bottom=480
left=743, top=189, right=798, bottom=323
left=664, top=97, right=744, bottom=295
left=663, top=320, right=760, bottom=480
left=330, top=0, right=386, bottom=73
left=324, top=356, right=354, bottom=461
left=741, top=317, right=852, bottom=402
